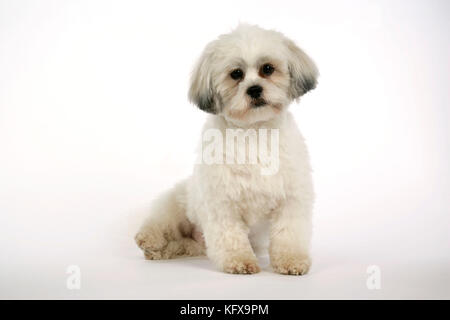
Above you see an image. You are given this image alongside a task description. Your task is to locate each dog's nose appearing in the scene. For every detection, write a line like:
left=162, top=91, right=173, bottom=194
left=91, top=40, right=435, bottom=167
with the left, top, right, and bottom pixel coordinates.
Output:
left=246, top=85, right=263, bottom=99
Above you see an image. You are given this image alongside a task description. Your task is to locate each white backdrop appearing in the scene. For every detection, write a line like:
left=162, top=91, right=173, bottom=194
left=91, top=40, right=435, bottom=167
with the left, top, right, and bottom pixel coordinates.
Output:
left=0, top=0, right=449, bottom=299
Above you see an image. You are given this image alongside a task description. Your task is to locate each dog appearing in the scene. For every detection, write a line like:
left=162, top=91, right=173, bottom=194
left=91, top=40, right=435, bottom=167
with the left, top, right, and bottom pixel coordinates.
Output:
left=135, top=24, right=318, bottom=275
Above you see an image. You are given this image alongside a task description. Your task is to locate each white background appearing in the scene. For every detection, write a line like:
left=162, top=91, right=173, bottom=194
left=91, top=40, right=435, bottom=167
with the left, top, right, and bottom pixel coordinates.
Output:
left=1, top=0, right=449, bottom=299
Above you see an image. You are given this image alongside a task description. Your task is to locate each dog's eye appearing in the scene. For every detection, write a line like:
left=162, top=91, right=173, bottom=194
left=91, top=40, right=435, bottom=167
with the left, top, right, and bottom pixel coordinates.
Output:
left=230, top=69, right=244, bottom=80
left=260, top=64, right=275, bottom=76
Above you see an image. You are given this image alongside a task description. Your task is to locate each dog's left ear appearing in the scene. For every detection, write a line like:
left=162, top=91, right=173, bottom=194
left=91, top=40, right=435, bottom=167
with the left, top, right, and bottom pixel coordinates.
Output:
left=285, top=39, right=319, bottom=99
left=188, top=46, right=218, bottom=114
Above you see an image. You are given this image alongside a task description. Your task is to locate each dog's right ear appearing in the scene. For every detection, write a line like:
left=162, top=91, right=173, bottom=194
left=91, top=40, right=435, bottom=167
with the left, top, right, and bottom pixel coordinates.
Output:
left=188, top=45, right=218, bottom=114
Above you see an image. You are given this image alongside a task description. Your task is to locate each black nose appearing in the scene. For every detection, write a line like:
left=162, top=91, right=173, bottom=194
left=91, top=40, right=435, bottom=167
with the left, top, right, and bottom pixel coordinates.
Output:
left=246, top=85, right=263, bottom=99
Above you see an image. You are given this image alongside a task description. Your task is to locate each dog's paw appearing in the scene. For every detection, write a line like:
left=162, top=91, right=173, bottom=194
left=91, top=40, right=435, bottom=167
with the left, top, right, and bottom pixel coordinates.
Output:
left=271, top=253, right=311, bottom=275
left=222, top=256, right=260, bottom=274
left=135, top=230, right=167, bottom=260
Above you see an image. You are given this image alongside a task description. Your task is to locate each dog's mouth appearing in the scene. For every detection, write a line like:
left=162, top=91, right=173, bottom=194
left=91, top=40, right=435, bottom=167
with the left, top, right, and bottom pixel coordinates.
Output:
left=251, top=98, right=267, bottom=108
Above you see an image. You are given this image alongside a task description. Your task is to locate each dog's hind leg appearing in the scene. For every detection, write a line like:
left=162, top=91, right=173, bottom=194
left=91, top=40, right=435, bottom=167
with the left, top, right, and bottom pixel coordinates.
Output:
left=134, top=180, right=205, bottom=260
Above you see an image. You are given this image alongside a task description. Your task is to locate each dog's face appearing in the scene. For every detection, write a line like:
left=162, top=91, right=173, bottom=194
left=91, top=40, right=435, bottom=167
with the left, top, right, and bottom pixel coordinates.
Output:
left=189, top=24, right=318, bottom=125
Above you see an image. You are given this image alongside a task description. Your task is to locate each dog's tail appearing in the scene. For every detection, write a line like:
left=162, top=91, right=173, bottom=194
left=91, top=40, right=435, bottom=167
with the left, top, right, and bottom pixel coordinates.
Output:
left=134, top=179, right=205, bottom=260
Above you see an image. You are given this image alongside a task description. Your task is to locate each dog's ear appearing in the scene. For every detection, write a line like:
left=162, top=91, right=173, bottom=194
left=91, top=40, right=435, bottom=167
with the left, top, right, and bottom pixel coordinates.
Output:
left=188, top=46, right=218, bottom=114
left=285, top=39, right=319, bottom=99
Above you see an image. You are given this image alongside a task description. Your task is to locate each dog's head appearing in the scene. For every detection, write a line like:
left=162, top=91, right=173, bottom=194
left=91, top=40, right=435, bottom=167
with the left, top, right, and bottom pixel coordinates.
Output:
left=189, top=24, right=318, bottom=125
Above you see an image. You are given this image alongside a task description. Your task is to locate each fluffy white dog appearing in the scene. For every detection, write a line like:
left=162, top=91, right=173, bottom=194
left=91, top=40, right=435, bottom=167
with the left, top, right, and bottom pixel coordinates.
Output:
left=135, top=24, right=318, bottom=275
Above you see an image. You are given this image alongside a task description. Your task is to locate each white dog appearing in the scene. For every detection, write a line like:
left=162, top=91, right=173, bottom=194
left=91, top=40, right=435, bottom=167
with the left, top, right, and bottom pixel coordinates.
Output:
left=135, top=24, right=318, bottom=275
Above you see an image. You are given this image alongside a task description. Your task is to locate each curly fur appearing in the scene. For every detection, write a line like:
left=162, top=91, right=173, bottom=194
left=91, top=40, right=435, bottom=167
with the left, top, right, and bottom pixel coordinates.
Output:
left=135, top=24, right=318, bottom=275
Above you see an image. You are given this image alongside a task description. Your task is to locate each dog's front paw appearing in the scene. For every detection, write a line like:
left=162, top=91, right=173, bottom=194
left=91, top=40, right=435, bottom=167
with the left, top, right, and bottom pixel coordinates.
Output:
left=222, top=256, right=260, bottom=274
left=271, top=253, right=311, bottom=275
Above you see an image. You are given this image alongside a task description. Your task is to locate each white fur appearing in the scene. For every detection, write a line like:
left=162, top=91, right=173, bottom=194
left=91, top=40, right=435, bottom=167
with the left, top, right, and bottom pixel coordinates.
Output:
left=135, top=24, right=318, bottom=275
